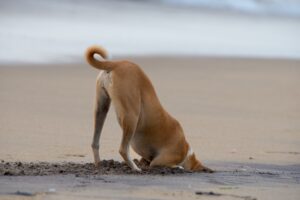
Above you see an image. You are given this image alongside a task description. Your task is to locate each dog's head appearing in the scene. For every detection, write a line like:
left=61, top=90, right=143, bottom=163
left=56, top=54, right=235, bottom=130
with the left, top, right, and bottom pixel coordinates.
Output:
left=184, top=153, right=214, bottom=173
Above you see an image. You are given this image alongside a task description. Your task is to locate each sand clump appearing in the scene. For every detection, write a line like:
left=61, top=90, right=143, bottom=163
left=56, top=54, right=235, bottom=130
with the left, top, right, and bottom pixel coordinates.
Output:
left=0, top=159, right=190, bottom=176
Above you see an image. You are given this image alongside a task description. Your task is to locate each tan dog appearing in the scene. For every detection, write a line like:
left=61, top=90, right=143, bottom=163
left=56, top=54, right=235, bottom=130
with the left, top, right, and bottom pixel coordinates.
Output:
left=86, top=45, right=212, bottom=172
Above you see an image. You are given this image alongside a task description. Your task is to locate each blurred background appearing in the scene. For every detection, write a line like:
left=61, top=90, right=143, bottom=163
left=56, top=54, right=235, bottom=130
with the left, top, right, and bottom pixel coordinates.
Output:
left=0, top=0, right=300, bottom=168
left=1, top=0, right=300, bottom=63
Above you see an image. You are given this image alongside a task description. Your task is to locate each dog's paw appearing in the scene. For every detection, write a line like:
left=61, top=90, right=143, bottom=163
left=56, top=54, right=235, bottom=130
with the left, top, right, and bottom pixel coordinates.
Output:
left=94, top=161, right=101, bottom=168
left=172, top=165, right=184, bottom=170
left=132, top=166, right=142, bottom=172
left=129, top=164, right=142, bottom=172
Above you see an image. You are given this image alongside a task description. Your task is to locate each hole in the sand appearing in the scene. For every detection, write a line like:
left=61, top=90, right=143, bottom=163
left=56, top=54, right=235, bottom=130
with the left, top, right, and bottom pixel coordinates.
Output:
left=0, top=159, right=192, bottom=176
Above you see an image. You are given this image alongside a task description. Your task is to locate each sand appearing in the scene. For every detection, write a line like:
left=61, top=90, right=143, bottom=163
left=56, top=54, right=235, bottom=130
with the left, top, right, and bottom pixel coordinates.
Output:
left=0, top=57, right=300, bottom=199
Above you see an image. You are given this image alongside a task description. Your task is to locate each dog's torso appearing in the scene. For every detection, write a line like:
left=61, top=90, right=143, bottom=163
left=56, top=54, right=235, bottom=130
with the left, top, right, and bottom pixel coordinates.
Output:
left=99, top=62, right=188, bottom=163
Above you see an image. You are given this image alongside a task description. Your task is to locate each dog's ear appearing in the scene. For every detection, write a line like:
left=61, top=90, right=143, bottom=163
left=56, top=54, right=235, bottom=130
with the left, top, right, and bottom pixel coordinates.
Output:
left=184, top=153, right=199, bottom=170
left=189, top=153, right=214, bottom=173
left=190, top=154, right=202, bottom=170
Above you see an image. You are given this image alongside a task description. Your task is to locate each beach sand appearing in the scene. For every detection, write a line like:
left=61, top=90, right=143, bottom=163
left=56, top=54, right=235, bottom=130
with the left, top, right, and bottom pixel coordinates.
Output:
left=0, top=57, right=300, bottom=199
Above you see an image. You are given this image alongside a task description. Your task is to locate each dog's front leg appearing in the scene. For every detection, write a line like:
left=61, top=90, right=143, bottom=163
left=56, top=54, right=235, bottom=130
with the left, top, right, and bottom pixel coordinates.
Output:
left=119, top=115, right=141, bottom=171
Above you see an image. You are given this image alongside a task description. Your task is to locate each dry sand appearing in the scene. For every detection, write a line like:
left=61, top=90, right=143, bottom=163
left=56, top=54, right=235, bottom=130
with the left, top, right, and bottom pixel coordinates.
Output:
left=0, top=57, right=300, bottom=199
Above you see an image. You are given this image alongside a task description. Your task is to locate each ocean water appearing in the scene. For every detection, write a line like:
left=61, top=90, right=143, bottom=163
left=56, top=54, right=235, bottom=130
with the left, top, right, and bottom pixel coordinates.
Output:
left=162, top=0, right=300, bottom=17
left=0, top=0, right=299, bottom=63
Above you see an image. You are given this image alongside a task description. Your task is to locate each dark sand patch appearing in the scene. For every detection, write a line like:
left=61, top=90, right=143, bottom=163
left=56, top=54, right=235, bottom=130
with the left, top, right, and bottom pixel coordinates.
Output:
left=195, top=191, right=257, bottom=200
left=265, top=151, right=300, bottom=155
left=64, top=154, right=86, bottom=157
left=0, top=159, right=191, bottom=176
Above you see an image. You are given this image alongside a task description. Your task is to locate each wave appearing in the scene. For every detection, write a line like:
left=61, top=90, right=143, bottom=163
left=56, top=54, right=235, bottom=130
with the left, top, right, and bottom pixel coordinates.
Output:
left=160, top=0, right=300, bottom=17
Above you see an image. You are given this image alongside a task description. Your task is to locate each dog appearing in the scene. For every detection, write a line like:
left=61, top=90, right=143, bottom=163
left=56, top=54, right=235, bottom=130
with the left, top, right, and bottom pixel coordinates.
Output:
left=85, top=45, right=212, bottom=172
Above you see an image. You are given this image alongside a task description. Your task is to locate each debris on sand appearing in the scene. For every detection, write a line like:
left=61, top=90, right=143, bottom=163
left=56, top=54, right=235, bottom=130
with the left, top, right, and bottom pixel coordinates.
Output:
left=195, top=191, right=222, bottom=196
left=0, top=159, right=191, bottom=176
left=12, top=191, right=36, bottom=197
left=195, top=191, right=257, bottom=200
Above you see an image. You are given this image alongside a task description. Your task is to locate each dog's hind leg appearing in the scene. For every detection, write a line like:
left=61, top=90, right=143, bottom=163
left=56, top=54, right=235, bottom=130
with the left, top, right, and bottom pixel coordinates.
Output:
left=92, top=75, right=111, bottom=167
left=149, top=151, right=182, bottom=169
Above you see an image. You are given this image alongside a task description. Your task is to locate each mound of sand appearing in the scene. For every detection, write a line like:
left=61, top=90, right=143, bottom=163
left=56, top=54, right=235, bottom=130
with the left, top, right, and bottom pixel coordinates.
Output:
left=0, top=159, right=190, bottom=176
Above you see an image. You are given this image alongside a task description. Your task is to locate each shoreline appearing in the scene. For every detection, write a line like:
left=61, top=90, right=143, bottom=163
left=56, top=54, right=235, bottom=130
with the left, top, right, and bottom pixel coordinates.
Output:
left=1, top=55, right=299, bottom=67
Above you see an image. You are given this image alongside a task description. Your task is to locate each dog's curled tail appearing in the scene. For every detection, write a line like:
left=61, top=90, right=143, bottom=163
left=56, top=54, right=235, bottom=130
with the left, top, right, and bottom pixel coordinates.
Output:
left=85, top=45, right=115, bottom=71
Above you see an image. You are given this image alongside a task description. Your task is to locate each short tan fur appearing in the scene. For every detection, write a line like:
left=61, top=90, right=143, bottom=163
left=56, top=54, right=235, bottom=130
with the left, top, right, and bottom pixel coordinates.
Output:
left=86, top=45, right=212, bottom=172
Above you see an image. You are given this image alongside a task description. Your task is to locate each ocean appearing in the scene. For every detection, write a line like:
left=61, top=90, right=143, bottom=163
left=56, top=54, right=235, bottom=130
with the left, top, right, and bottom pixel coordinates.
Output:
left=162, top=0, right=300, bottom=17
left=0, top=0, right=299, bottom=63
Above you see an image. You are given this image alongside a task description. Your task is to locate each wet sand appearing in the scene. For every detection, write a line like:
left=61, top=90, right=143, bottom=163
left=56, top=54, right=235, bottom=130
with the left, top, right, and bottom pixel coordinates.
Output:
left=0, top=161, right=299, bottom=200
left=0, top=57, right=300, bottom=199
